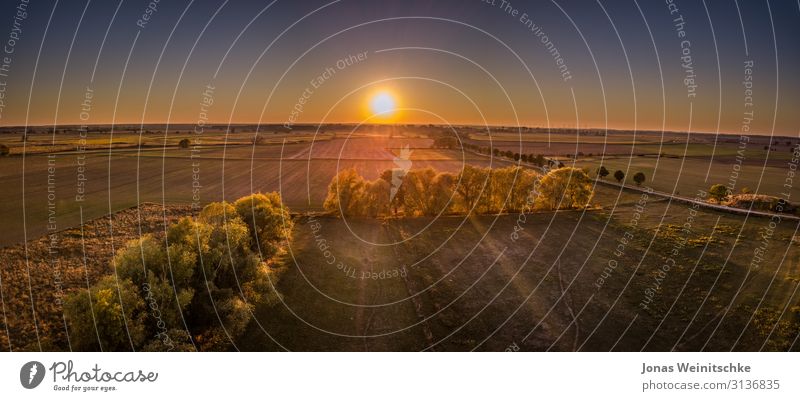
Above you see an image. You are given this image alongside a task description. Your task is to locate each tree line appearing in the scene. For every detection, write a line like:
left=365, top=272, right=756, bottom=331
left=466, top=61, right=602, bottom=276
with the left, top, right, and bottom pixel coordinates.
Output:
left=324, top=165, right=595, bottom=217
left=63, top=192, right=292, bottom=351
left=597, top=166, right=647, bottom=186
left=431, top=136, right=554, bottom=168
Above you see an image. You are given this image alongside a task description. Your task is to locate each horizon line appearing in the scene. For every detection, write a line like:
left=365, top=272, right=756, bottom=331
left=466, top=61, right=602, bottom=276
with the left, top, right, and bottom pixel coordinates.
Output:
left=0, top=122, right=795, bottom=138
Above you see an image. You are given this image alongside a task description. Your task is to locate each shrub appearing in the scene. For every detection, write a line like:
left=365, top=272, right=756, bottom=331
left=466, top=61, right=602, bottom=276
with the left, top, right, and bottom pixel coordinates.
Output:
left=178, top=138, right=190, bottom=148
left=597, top=166, right=609, bottom=179
left=708, top=184, right=728, bottom=202
left=0, top=144, right=9, bottom=156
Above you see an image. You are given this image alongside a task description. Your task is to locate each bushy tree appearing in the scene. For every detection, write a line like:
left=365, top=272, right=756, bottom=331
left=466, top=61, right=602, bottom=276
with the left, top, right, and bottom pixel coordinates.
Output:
left=64, top=276, right=147, bottom=351
left=427, top=172, right=457, bottom=215
left=234, top=192, right=293, bottom=258
left=402, top=168, right=437, bottom=216
left=536, top=167, right=594, bottom=210
left=196, top=202, right=253, bottom=288
left=113, top=234, right=195, bottom=332
left=455, top=165, right=490, bottom=214
left=353, top=178, right=392, bottom=218
left=166, top=217, right=204, bottom=288
left=597, top=166, right=609, bottom=179
left=323, top=168, right=365, bottom=216
left=65, top=195, right=293, bottom=351
left=497, top=166, right=538, bottom=212
left=114, top=235, right=167, bottom=286
left=488, top=166, right=519, bottom=213
left=178, top=138, right=190, bottom=148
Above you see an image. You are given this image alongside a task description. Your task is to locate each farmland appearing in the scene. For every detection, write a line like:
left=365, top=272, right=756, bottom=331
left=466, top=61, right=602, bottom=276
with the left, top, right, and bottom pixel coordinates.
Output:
left=0, top=125, right=798, bottom=351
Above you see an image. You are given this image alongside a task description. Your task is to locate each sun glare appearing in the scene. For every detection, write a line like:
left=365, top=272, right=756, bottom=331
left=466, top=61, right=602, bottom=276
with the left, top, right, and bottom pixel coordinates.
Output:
left=370, top=92, right=396, bottom=118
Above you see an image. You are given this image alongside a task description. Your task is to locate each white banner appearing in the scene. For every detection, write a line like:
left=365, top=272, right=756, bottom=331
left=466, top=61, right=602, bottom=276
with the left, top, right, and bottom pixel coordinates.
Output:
left=1, top=352, right=797, bottom=401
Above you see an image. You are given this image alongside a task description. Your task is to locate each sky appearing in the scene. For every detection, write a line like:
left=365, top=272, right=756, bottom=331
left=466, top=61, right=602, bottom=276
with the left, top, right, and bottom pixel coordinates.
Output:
left=0, top=0, right=798, bottom=135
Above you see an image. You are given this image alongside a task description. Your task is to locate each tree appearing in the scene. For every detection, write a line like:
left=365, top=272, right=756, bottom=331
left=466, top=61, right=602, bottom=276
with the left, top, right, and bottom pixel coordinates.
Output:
left=323, top=168, right=365, bottom=216
left=597, top=166, right=609, bottom=179
left=740, top=187, right=752, bottom=194
left=64, top=276, right=147, bottom=351
left=535, top=167, right=594, bottom=210
left=0, top=144, right=9, bottom=156
left=613, top=170, right=625, bottom=183
left=402, top=168, right=437, bottom=216
left=234, top=192, right=293, bottom=258
left=408, top=171, right=458, bottom=216
left=491, top=166, right=538, bottom=212
left=708, top=184, right=729, bottom=202
left=197, top=201, right=255, bottom=289
left=633, top=172, right=646, bottom=186
left=353, top=178, right=391, bottom=217
left=455, top=165, right=490, bottom=213
left=178, top=138, right=190, bottom=148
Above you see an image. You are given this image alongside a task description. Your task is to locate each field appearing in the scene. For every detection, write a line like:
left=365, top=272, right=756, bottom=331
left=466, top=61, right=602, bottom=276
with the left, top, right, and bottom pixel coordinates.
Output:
left=573, top=155, right=798, bottom=198
left=0, top=132, right=485, bottom=247
left=238, top=197, right=800, bottom=351
left=469, top=131, right=798, bottom=165
left=0, top=125, right=798, bottom=351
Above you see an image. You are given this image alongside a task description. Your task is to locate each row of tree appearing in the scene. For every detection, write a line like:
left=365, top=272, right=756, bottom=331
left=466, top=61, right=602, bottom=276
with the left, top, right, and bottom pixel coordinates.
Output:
left=63, top=192, right=292, bottom=351
left=324, top=166, right=595, bottom=217
left=597, top=166, right=646, bottom=186
left=430, top=136, right=555, bottom=168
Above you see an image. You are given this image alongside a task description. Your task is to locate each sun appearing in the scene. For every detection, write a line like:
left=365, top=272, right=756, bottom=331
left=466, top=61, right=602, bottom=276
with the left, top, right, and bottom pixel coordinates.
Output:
left=369, top=92, right=397, bottom=118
